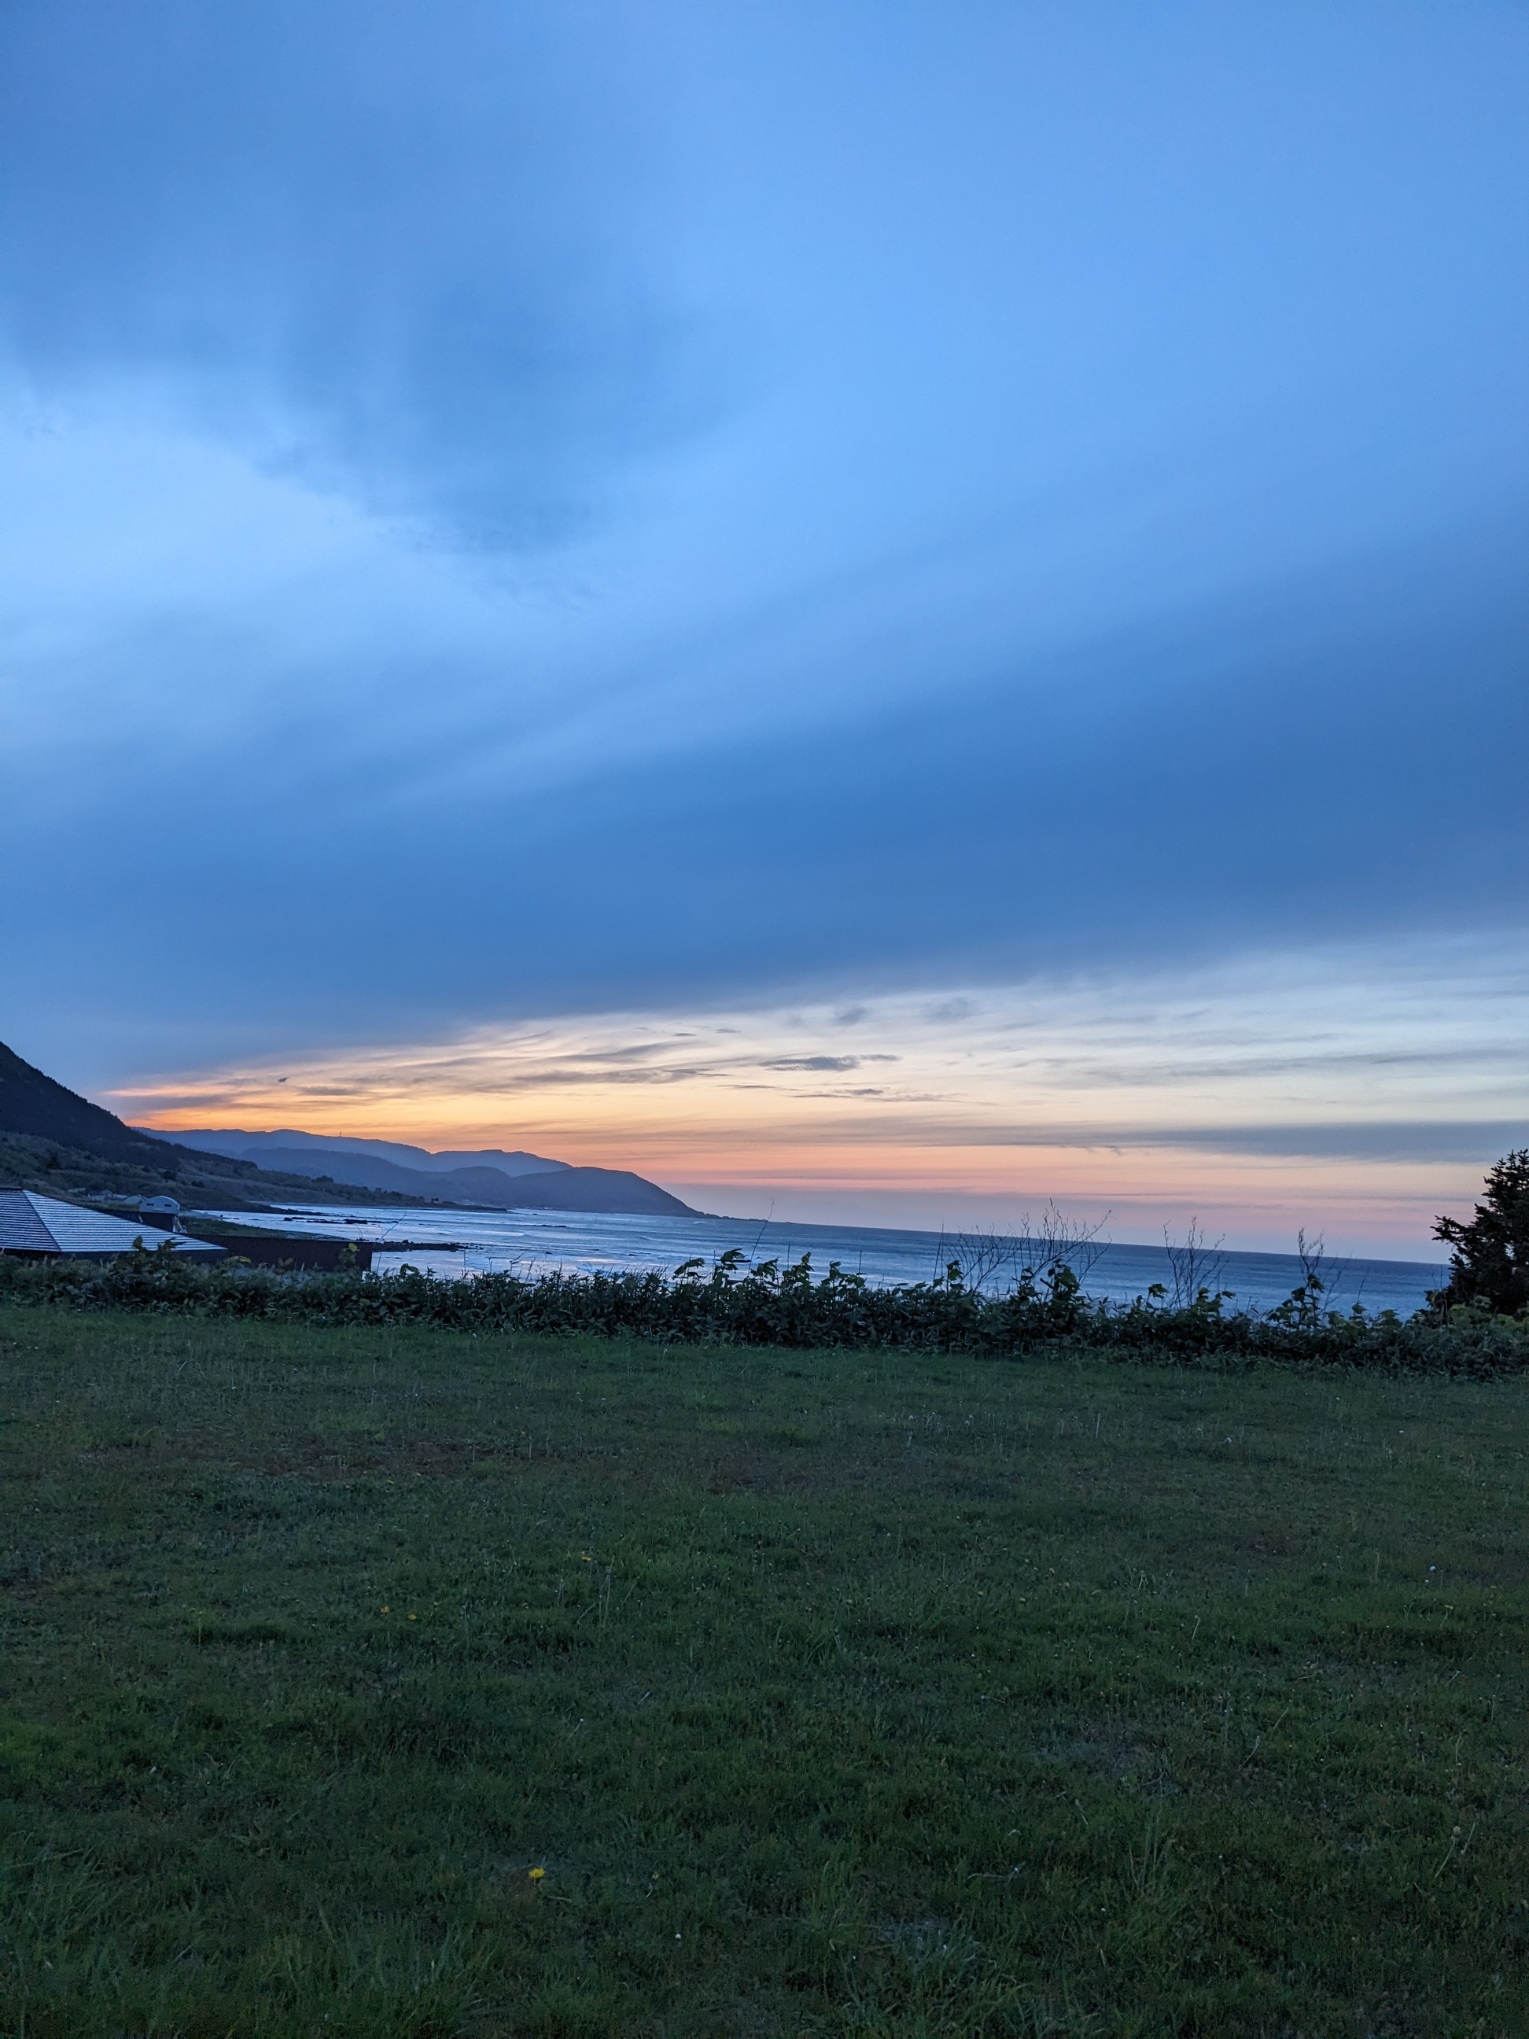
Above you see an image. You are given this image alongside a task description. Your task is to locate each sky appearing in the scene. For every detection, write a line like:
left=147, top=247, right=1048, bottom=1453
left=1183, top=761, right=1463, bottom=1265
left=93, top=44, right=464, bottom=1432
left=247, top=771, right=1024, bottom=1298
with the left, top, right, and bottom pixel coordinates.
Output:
left=2, top=1, right=1527, bottom=1255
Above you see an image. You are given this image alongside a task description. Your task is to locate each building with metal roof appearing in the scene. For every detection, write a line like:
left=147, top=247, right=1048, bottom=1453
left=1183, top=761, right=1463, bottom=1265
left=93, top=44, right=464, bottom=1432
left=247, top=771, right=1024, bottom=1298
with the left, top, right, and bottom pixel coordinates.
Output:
left=0, top=1190, right=225, bottom=1259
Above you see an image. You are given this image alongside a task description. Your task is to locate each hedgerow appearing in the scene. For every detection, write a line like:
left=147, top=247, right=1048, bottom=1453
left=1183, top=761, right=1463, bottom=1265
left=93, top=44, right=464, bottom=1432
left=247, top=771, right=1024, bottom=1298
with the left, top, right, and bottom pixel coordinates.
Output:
left=2, top=1241, right=1526, bottom=1375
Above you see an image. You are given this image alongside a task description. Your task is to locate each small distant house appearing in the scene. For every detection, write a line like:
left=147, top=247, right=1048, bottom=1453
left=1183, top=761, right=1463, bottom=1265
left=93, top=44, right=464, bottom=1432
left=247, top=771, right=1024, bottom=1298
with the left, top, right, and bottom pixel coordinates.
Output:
left=0, top=1190, right=225, bottom=1260
left=136, top=1195, right=183, bottom=1231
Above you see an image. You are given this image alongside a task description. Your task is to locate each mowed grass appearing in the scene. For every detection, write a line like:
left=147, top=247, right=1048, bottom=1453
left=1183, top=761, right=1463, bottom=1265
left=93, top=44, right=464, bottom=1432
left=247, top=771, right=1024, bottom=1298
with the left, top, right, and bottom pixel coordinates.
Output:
left=0, top=1308, right=1526, bottom=2037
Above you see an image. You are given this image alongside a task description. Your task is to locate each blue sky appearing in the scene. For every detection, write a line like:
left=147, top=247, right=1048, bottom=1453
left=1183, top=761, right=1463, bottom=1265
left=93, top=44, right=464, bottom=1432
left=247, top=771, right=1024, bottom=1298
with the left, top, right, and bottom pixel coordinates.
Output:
left=2, top=2, right=1527, bottom=1250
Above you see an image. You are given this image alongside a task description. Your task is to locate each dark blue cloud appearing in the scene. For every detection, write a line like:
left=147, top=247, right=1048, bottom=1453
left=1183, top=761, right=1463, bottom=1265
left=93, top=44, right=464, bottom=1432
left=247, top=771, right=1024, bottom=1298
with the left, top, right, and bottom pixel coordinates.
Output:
left=1133, top=1125, right=1529, bottom=1164
left=5, top=499, right=1524, bottom=1060
left=0, top=0, right=705, bottom=546
left=1, top=1, right=1527, bottom=1079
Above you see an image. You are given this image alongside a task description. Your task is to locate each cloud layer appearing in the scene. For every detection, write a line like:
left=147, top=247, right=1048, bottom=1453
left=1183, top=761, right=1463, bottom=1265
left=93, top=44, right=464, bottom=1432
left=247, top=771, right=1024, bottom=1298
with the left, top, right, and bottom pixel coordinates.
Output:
left=3, top=2, right=1527, bottom=1248
left=122, top=935, right=1529, bottom=1253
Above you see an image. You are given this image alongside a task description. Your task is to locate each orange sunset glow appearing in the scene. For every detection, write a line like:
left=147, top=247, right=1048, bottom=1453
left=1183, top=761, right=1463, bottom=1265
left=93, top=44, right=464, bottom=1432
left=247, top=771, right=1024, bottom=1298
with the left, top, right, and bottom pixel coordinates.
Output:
left=111, top=945, right=1518, bottom=1254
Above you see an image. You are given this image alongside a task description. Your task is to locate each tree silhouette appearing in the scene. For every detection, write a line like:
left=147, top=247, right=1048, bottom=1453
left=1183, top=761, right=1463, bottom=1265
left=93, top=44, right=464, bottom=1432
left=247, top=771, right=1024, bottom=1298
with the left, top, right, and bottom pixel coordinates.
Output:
left=1433, top=1149, right=1529, bottom=1316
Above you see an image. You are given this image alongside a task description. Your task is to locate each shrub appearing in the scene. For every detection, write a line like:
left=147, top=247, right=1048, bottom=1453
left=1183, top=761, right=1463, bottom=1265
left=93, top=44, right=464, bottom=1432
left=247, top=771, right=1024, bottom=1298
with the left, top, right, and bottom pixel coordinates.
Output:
left=1432, top=1148, right=1529, bottom=1318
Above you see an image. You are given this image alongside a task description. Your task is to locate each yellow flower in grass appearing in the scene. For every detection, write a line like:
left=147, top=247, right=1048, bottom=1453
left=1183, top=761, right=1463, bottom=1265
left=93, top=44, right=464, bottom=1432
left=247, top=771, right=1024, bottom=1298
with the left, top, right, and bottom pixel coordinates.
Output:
left=528, top=1866, right=545, bottom=1882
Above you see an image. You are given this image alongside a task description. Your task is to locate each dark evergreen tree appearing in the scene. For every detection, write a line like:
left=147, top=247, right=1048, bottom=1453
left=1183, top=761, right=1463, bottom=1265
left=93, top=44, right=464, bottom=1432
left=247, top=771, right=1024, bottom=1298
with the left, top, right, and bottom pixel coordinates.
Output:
left=1433, top=1149, right=1529, bottom=1316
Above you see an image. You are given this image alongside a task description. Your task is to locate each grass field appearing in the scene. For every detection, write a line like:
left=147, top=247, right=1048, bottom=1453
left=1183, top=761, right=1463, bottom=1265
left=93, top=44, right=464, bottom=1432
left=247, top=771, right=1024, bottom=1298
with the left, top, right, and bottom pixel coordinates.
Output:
left=1, top=1306, right=1525, bottom=2036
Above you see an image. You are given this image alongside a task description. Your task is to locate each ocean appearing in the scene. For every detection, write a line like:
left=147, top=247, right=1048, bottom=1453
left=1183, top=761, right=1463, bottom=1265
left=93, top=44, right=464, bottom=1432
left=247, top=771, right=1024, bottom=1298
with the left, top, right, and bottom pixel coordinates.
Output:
left=192, top=1201, right=1448, bottom=1319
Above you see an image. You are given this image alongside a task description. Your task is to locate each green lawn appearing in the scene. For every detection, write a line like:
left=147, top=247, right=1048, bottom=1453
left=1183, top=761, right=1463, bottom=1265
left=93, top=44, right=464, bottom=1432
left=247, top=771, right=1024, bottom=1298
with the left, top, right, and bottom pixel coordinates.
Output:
left=1, top=1306, right=1525, bottom=2037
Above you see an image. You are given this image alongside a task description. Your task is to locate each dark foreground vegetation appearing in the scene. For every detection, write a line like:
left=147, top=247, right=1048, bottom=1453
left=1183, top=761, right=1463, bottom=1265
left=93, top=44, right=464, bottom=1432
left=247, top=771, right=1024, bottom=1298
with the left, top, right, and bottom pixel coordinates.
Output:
left=2, top=1240, right=1527, bottom=1378
left=1433, top=1149, right=1529, bottom=1319
left=2, top=1302, right=1527, bottom=2035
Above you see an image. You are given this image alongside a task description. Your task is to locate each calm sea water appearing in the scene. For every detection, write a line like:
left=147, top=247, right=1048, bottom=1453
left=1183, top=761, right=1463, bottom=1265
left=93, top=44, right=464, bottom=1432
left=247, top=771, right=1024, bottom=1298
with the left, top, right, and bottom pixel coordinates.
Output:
left=193, top=1201, right=1448, bottom=1319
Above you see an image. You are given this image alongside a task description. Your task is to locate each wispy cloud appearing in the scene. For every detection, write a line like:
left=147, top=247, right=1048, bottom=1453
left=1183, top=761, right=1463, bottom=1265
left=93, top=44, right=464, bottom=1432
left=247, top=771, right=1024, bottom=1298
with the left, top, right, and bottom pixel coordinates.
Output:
left=758, top=1054, right=898, bottom=1072
left=118, top=932, right=1529, bottom=1253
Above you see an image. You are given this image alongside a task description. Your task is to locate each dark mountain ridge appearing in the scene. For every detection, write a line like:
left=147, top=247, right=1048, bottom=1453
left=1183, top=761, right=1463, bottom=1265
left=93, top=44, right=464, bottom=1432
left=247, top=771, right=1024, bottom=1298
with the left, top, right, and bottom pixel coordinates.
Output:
left=0, top=1041, right=213, bottom=1172
left=138, top=1132, right=691, bottom=1216
left=0, top=1041, right=431, bottom=1211
left=159, top=1128, right=570, bottom=1178
left=0, top=1040, right=694, bottom=1218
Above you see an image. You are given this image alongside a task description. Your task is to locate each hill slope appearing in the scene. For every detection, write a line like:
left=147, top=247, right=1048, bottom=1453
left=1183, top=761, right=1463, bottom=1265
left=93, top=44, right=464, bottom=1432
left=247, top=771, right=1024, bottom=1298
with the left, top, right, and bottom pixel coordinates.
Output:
left=144, top=1138, right=693, bottom=1216
left=0, top=1041, right=695, bottom=1218
left=161, top=1129, right=570, bottom=1178
left=442, top=1165, right=692, bottom=1216
left=0, top=1043, right=408, bottom=1210
left=0, top=1042, right=196, bottom=1170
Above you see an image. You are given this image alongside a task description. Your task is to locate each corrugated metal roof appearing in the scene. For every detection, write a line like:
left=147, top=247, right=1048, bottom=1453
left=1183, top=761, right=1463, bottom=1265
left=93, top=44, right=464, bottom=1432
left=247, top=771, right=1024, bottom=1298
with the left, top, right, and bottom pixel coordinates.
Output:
left=0, top=1190, right=57, bottom=1252
left=0, top=1190, right=224, bottom=1257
